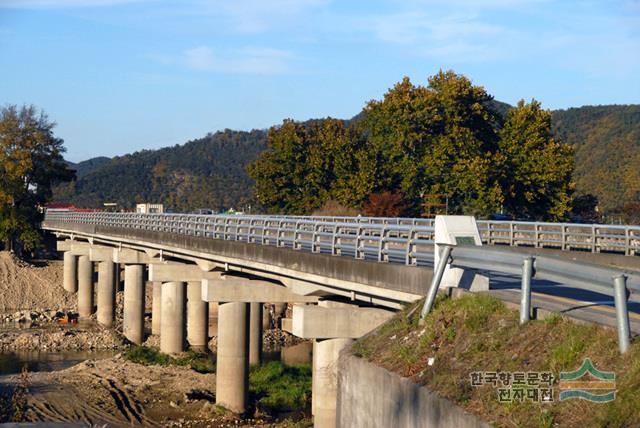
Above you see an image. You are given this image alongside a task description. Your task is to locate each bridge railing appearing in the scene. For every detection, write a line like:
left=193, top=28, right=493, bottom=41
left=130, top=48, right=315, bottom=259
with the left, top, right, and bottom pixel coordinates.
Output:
left=43, top=211, right=436, bottom=266
left=45, top=211, right=640, bottom=256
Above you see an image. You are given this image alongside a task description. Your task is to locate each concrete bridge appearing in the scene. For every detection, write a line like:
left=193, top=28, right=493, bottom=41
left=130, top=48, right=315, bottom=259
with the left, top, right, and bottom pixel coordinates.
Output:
left=41, top=212, right=640, bottom=427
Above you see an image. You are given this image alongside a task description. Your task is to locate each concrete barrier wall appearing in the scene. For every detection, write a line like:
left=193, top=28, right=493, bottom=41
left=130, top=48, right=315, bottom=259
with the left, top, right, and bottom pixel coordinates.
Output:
left=336, top=348, right=491, bottom=428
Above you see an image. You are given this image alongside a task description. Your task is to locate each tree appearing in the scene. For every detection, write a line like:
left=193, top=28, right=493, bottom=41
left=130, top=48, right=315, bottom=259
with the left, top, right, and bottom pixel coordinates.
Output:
left=248, top=118, right=362, bottom=213
left=498, top=100, right=574, bottom=220
left=0, top=105, right=74, bottom=252
left=360, top=70, right=504, bottom=216
left=571, top=194, right=601, bottom=223
left=362, top=192, right=407, bottom=217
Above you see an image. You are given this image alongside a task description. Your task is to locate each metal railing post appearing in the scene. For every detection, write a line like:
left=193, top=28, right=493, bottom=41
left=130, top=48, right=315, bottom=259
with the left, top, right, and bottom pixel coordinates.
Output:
left=419, top=244, right=453, bottom=324
left=520, top=256, right=535, bottom=324
left=612, top=274, right=631, bottom=354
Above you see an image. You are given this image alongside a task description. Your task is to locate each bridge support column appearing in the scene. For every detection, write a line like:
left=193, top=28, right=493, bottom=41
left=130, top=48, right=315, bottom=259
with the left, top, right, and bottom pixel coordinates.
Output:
left=97, top=261, right=116, bottom=327
left=249, top=302, right=263, bottom=365
left=216, top=302, right=249, bottom=413
left=161, top=281, right=186, bottom=354
left=187, top=281, right=209, bottom=351
left=152, top=282, right=162, bottom=335
left=63, top=252, right=78, bottom=292
left=312, top=338, right=353, bottom=428
left=77, top=255, right=94, bottom=319
left=123, top=264, right=145, bottom=344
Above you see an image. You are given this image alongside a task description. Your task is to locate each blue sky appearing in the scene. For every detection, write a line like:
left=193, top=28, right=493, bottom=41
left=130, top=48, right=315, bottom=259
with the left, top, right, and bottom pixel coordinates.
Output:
left=1, top=0, right=638, bottom=162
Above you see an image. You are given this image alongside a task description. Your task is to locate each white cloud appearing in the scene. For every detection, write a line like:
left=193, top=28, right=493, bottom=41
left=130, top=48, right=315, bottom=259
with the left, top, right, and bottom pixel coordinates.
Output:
left=184, top=46, right=292, bottom=74
left=0, top=0, right=147, bottom=8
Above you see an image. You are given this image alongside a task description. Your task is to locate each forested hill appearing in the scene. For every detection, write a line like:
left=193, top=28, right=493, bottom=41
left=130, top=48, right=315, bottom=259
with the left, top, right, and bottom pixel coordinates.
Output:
left=551, top=105, right=640, bottom=212
left=67, top=157, right=111, bottom=179
left=54, top=104, right=639, bottom=214
left=53, top=129, right=267, bottom=212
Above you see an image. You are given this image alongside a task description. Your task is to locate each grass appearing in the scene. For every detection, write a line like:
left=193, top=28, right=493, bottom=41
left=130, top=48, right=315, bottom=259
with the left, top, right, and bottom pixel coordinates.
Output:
left=353, top=293, right=640, bottom=428
left=123, top=345, right=216, bottom=374
left=249, top=361, right=312, bottom=416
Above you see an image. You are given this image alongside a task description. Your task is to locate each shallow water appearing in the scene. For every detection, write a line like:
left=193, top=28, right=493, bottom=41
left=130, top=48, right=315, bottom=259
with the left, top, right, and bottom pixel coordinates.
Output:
left=0, top=349, right=117, bottom=375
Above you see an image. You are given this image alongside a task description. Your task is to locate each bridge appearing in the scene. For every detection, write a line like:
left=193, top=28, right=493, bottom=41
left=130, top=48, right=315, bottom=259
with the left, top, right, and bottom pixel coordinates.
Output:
left=41, top=211, right=640, bottom=427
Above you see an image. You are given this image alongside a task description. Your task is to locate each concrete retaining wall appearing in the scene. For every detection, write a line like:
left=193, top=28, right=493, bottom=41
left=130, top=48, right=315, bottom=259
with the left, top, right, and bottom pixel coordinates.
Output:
left=336, top=348, right=491, bottom=428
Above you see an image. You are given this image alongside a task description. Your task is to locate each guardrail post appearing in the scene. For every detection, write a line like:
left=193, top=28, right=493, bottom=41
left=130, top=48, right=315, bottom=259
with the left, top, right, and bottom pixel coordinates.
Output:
left=612, top=274, right=631, bottom=354
left=520, top=256, right=535, bottom=324
left=419, top=244, right=453, bottom=324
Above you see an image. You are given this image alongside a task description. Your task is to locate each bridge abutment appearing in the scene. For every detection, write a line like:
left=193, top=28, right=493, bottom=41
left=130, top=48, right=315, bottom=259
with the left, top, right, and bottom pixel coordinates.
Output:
left=313, top=338, right=354, bottom=427
left=291, top=302, right=394, bottom=427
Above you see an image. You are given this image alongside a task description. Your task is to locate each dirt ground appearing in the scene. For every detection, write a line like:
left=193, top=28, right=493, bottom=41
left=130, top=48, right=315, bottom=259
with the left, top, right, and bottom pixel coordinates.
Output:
left=0, top=252, right=75, bottom=313
left=1, top=354, right=304, bottom=427
left=0, top=254, right=309, bottom=426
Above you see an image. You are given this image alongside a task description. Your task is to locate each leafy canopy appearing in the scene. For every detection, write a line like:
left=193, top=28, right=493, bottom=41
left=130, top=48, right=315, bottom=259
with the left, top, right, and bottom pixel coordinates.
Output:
left=249, top=70, right=575, bottom=220
left=0, top=105, right=73, bottom=251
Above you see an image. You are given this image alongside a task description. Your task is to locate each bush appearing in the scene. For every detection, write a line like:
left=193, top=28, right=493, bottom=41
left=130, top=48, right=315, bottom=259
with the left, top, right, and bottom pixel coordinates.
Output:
left=124, top=346, right=215, bottom=374
left=249, top=361, right=312, bottom=415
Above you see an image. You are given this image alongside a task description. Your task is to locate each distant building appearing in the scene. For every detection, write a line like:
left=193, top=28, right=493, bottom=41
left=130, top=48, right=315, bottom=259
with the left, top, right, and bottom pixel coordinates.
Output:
left=136, top=203, right=164, bottom=214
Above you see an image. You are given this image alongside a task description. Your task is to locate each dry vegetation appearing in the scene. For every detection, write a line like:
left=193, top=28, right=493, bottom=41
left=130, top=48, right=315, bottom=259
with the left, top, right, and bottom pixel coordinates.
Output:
left=353, top=294, right=640, bottom=428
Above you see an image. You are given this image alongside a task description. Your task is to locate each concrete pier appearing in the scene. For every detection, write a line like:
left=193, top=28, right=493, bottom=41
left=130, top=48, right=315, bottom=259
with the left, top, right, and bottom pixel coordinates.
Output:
left=249, top=302, right=263, bottom=365
left=216, top=302, right=249, bottom=413
left=63, top=252, right=78, bottom=293
left=312, top=338, right=354, bottom=428
left=123, top=264, right=145, bottom=344
left=152, top=282, right=162, bottom=335
left=160, top=281, right=186, bottom=354
left=97, top=261, right=116, bottom=327
left=187, top=281, right=208, bottom=351
left=77, top=255, right=94, bottom=319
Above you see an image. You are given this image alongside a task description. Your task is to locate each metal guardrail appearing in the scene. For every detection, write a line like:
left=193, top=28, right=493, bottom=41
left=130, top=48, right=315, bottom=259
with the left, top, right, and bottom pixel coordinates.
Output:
left=424, top=245, right=639, bottom=354
left=44, top=212, right=640, bottom=256
left=285, top=216, right=640, bottom=256
left=43, top=211, right=436, bottom=266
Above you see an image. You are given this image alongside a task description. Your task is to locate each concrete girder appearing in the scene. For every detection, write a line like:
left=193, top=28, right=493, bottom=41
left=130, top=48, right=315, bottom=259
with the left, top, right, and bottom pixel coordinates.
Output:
left=89, top=246, right=115, bottom=262
left=113, top=248, right=162, bottom=264
left=201, top=278, right=319, bottom=303
left=57, top=239, right=72, bottom=252
left=69, top=241, right=92, bottom=256
left=291, top=305, right=394, bottom=339
left=281, top=318, right=293, bottom=334
left=148, top=263, right=223, bottom=282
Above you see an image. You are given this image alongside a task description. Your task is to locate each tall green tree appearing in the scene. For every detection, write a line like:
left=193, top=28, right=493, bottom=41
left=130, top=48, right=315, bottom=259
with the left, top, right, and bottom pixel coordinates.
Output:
left=0, top=105, right=74, bottom=252
left=498, top=100, right=574, bottom=220
left=248, top=118, right=361, bottom=213
left=360, top=70, right=504, bottom=215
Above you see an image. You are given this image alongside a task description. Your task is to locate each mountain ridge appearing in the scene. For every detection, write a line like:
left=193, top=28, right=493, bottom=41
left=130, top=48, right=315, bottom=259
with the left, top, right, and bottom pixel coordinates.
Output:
left=53, top=103, right=640, bottom=214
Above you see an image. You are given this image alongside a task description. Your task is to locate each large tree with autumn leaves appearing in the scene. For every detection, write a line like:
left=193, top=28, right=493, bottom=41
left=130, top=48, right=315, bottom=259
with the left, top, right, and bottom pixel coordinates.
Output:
left=0, top=105, right=74, bottom=252
left=249, top=70, right=575, bottom=220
